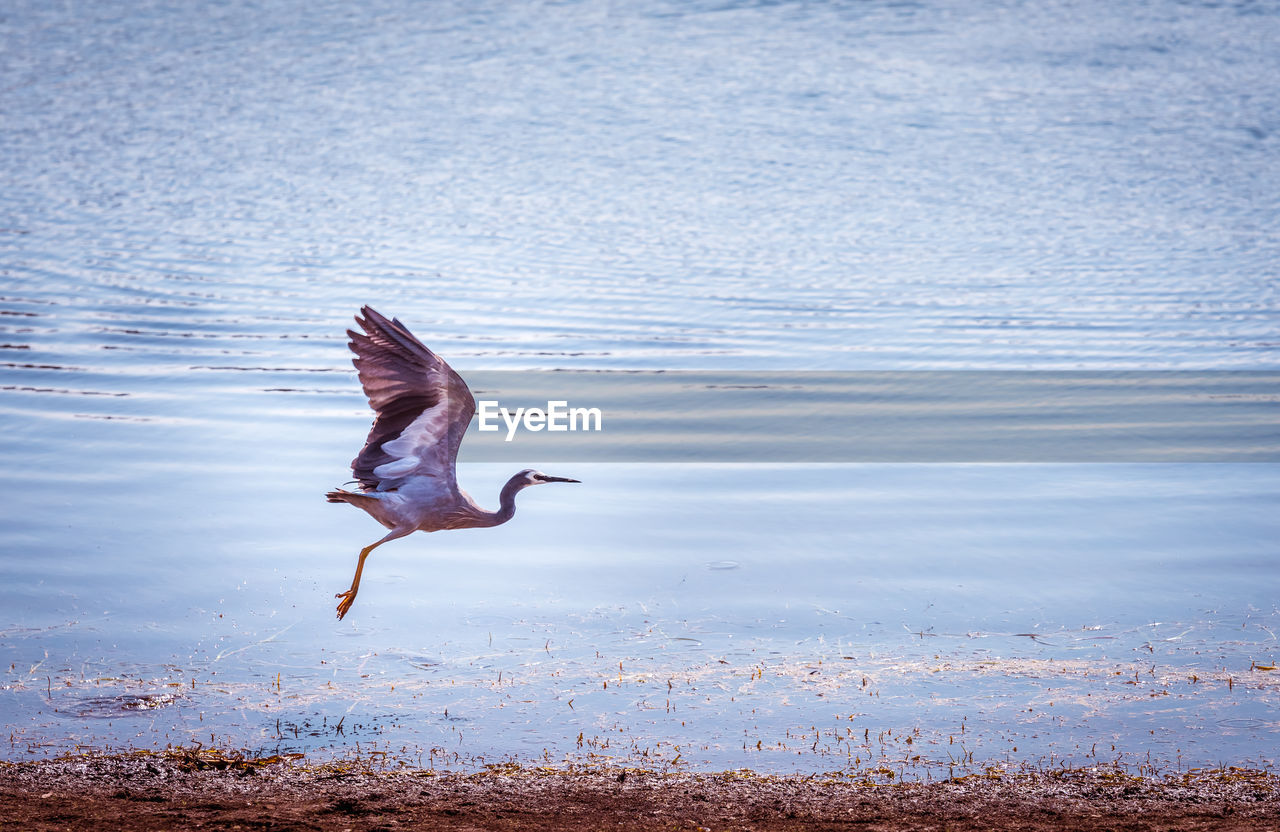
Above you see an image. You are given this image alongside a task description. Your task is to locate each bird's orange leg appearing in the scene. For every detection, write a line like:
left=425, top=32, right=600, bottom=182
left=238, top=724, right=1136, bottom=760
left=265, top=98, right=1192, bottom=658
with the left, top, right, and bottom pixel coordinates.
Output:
left=335, top=527, right=413, bottom=620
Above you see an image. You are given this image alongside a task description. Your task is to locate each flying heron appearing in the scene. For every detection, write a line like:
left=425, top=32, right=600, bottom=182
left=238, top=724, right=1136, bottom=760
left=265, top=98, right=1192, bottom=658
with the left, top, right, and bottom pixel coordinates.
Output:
left=326, top=307, right=579, bottom=619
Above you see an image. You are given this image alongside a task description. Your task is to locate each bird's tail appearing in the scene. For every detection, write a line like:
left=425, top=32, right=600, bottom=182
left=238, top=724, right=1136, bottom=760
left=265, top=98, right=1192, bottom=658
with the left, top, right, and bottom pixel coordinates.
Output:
left=327, top=489, right=387, bottom=515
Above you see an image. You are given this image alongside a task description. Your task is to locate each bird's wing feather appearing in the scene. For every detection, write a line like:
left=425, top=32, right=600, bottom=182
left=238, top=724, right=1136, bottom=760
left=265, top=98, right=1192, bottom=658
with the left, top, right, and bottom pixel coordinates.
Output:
left=347, top=306, right=476, bottom=491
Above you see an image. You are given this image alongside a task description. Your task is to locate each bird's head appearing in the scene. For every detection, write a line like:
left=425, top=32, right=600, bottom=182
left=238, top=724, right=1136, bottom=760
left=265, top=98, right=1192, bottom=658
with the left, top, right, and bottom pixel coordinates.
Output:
left=517, top=468, right=581, bottom=487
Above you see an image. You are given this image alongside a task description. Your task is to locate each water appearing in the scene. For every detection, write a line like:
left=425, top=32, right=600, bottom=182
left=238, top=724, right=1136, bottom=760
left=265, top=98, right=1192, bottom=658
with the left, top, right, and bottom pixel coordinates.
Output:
left=1, top=0, right=1278, bottom=775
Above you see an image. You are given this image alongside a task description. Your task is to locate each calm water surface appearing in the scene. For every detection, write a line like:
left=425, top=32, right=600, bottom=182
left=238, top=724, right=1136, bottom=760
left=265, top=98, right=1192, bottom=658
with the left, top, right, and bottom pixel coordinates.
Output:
left=1, top=0, right=1278, bottom=774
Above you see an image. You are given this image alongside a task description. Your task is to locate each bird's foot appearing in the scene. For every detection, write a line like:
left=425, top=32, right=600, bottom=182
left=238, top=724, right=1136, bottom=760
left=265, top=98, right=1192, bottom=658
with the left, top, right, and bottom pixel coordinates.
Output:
left=335, top=588, right=358, bottom=620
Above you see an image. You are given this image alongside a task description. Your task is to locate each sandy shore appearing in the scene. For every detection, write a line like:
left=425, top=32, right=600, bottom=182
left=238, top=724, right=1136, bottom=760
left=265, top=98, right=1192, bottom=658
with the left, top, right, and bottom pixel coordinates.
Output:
left=1, top=752, right=1277, bottom=831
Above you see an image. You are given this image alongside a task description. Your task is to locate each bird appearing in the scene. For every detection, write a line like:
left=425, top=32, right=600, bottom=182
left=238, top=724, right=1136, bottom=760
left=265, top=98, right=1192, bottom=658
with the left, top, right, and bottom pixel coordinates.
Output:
left=326, top=307, right=579, bottom=619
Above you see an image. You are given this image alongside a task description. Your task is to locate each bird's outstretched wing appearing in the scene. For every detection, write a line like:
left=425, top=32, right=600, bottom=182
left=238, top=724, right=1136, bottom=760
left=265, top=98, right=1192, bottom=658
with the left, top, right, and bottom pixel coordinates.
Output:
left=346, top=306, right=476, bottom=491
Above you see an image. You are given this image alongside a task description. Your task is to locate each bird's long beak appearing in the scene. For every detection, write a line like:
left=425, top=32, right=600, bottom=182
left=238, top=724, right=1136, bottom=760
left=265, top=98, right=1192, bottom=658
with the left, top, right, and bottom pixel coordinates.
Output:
left=543, top=476, right=580, bottom=483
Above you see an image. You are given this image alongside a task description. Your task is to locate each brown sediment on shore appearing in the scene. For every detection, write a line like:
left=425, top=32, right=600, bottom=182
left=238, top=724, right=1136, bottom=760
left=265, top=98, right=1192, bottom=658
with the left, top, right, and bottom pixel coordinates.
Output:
left=1, top=752, right=1277, bottom=831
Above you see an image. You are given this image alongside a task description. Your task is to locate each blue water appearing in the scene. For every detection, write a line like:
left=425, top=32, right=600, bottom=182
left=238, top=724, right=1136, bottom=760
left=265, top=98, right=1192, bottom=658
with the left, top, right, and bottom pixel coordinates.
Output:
left=1, top=0, right=1278, bottom=774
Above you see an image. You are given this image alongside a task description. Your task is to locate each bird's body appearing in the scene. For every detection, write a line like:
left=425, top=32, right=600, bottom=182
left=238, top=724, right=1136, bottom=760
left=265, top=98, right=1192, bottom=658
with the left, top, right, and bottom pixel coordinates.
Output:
left=328, top=307, right=578, bottom=619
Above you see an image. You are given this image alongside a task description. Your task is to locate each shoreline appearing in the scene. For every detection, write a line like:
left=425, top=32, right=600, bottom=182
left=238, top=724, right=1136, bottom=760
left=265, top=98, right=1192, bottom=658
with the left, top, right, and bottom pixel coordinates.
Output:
left=3, top=751, right=1277, bottom=830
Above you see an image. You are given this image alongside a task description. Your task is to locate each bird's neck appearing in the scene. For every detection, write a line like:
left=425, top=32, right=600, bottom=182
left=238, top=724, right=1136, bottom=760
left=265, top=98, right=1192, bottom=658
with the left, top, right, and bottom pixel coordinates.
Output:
left=481, top=474, right=526, bottom=527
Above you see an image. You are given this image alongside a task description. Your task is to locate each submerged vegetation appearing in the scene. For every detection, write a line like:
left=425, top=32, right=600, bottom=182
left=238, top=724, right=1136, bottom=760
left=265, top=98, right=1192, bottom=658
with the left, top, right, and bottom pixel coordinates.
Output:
left=5, top=617, right=1277, bottom=777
